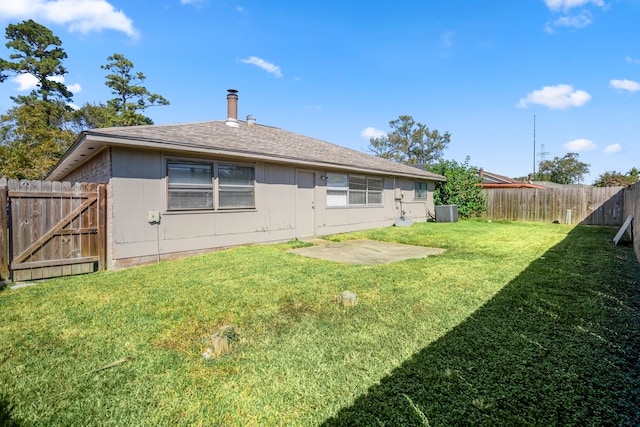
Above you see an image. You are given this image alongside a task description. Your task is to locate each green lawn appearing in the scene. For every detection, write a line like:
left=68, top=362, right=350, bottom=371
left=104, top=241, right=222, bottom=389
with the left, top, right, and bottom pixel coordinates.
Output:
left=1, top=220, right=638, bottom=426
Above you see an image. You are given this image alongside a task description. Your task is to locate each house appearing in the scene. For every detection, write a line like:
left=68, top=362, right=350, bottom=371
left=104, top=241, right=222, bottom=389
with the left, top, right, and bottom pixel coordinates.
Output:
left=479, top=169, right=545, bottom=189
left=47, top=90, right=446, bottom=269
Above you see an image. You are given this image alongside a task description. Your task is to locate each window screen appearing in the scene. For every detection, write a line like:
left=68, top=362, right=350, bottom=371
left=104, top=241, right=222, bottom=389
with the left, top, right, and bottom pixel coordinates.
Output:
left=167, top=162, right=213, bottom=209
left=218, top=164, right=255, bottom=208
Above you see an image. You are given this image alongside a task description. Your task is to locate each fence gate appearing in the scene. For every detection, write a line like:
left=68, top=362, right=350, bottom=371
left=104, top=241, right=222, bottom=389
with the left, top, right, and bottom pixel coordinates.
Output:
left=0, top=179, right=106, bottom=282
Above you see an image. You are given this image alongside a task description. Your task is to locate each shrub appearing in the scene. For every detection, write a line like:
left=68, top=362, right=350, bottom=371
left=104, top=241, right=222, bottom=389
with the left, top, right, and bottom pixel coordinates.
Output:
left=426, top=156, right=486, bottom=218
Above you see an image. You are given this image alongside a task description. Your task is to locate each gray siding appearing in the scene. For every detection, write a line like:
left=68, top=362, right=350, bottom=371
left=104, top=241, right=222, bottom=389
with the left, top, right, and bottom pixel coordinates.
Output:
left=107, top=147, right=436, bottom=268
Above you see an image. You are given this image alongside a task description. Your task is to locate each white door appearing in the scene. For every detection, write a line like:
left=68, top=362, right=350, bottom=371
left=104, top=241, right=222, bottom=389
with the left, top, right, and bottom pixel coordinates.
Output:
left=296, top=171, right=316, bottom=236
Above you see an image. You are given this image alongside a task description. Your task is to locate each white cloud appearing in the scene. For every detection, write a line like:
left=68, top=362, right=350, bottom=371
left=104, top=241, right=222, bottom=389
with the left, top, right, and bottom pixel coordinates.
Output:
left=610, top=79, right=640, bottom=93
left=0, top=0, right=139, bottom=38
left=543, top=0, right=605, bottom=31
left=553, top=11, right=592, bottom=28
left=11, top=74, right=39, bottom=91
left=625, top=55, right=640, bottom=64
left=303, top=105, right=322, bottom=110
left=517, top=84, right=591, bottom=109
left=240, top=56, right=283, bottom=78
left=604, top=143, right=622, bottom=154
left=544, top=0, right=605, bottom=12
left=67, top=102, right=80, bottom=110
left=181, top=0, right=208, bottom=5
left=563, top=138, right=596, bottom=151
left=361, top=127, right=386, bottom=139
left=67, top=83, right=82, bottom=93
left=10, top=73, right=81, bottom=94
left=48, top=75, right=65, bottom=83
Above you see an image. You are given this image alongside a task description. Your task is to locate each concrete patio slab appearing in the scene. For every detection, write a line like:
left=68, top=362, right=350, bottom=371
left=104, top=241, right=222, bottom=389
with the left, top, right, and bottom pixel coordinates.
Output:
left=288, top=239, right=445, bottom=265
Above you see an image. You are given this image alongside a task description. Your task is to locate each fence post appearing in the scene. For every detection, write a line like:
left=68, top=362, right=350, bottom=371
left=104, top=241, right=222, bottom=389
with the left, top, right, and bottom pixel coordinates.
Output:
left=97, top=182, right=107, bottom=271
left=0, top=180, right=8, bottom=283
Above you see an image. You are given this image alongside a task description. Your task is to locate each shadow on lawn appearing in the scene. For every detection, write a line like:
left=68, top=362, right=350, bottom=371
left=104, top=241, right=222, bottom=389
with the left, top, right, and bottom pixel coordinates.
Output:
left=0, top=397, right=19, bottom=426
left=323, top=226, right=640, bottom=426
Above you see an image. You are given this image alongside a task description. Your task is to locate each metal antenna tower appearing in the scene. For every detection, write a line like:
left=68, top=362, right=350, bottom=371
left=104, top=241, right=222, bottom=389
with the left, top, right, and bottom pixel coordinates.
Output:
left=533, top=115, right=536, bottom=175
left=539, top=143, right=549, bottom=163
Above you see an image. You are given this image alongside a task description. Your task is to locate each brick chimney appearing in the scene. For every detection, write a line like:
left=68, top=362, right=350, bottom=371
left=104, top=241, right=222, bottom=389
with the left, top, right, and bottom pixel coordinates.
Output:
left=226, top=89, right=239, bottom=127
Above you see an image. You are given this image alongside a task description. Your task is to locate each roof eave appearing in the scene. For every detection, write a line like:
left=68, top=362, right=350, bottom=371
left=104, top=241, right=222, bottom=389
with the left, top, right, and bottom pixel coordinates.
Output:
left=48, top=131, right=446, bottom=182
left=46, top=131, right=89, bottom=181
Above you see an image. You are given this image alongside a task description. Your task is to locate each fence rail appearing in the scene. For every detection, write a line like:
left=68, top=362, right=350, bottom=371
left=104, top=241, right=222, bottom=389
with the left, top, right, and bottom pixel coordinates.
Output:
left=482, top=187, right=625, bottom=226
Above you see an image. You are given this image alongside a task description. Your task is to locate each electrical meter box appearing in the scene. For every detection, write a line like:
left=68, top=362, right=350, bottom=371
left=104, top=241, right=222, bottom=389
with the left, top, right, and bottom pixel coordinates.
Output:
left=148, top=210, right=160, bottom=224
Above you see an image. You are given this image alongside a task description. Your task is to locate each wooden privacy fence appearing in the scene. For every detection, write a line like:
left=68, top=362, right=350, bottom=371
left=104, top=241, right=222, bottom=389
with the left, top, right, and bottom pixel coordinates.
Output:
left=622, top=182, right=640, bottom=264
left=483, top=186, right=625, bottom=226
left=0, top=178, right=106, bottom=282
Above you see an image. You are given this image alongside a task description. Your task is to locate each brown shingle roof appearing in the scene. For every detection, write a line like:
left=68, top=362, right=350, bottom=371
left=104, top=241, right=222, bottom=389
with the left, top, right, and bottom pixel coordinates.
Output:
left=49, top=120, right=446, bottom=181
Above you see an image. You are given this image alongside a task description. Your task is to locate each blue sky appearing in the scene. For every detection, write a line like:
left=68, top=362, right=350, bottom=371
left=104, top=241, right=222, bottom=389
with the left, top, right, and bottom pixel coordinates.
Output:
left=0, top=0, right=638, bottom=183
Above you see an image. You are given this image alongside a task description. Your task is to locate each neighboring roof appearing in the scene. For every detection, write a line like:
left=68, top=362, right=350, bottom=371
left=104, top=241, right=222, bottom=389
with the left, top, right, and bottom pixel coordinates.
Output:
left=481, top=183, right=546, bottom=189
left=48, top=120, right=446, bottom=182
left=530, top=181, right=593, bottom=189
left=480, top=170, right=517, bottom=185
left=479, top=169, right=545, bottom=189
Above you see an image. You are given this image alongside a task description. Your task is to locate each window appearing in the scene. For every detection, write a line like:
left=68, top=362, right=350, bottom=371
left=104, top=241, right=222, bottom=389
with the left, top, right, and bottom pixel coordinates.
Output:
left=167, top=162, right=213, bottom=209
left=368, top=177, right=383, bottom=205
left=327, top=173, right=348, bottom=207
left=167, top=160, right=255, bottom=210
left=349, top=175, right=366, bottom=206
left=327, top=173, right=384, bottom=207
left=218, top=164, right=255, bottom=208
left=415, top=181, right=428, bottom=199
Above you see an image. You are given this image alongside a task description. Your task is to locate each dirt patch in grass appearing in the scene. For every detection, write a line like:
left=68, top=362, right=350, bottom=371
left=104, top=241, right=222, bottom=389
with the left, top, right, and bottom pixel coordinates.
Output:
left=289, top=239, right=445, bottom=264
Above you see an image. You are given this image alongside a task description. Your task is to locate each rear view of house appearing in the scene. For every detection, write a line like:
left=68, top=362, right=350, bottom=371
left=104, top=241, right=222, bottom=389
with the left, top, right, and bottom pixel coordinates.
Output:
left=47, top=90, right=445, bottom=269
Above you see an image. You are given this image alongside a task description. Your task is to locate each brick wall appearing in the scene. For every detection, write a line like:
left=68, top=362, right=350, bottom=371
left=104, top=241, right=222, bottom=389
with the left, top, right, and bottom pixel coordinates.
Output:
left=61, top=148, right=112, bottom=184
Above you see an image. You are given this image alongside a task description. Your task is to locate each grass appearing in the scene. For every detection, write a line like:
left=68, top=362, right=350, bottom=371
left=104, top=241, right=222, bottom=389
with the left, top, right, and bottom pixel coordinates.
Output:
left=0, top=219, right=638, bottom=426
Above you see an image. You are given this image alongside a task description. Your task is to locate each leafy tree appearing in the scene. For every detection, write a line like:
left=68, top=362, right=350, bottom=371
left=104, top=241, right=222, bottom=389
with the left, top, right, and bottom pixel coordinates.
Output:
left=0, top=19, right=72, bottom=106
left=0, top=20, right=75, bottom=179
left=534, top=152, right=590, bottom=185
left=99, top=53, right=169, bottom=127
left=0, top=98, right=75, bottom=179
left=425, top=156, right=486, bottom=218
left=369, top=115, right=450, bottom=165
left=68, top=101, right=116, bottom=132
left=593, top=168, right=639, bottom=187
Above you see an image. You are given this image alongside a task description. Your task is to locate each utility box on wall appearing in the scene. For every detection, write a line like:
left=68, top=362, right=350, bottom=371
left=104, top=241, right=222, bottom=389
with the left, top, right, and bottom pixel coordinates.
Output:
left=435, top=205, right=458, bottom=223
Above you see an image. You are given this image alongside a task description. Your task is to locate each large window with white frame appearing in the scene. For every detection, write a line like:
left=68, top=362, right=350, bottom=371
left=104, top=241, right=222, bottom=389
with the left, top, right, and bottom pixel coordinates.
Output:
left=327, top=173, right=384, bottom=207
left=349, top=175, right=367, bottom=205
left=326, top=173, right=349, bottom=207
left=167, top=160, right=255, bottom=210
